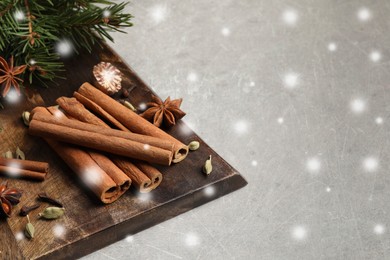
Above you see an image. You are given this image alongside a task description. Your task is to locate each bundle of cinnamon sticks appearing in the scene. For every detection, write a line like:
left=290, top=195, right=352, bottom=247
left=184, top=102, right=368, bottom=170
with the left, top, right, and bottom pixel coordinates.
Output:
left=28, top=82, right=188, bottom=204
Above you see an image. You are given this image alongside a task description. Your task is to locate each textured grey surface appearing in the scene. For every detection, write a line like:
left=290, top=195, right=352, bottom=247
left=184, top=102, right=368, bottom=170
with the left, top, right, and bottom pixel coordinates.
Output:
left=83, top=1, right=390, bottom=259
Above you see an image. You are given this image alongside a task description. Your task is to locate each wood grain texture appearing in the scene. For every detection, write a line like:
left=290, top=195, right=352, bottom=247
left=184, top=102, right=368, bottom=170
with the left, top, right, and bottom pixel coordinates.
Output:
left=0, top=42, right=247, bottom=259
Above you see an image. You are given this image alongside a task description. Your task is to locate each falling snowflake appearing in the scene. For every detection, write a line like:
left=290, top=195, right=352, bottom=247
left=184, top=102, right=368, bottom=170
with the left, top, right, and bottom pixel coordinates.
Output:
left=53, top=224, right=66, bottom=238
left=282, top=9, right=298, bottom=25
left=234, top=120, right=249, bottom=135
left=204, top=186, right=216, bottom=197
left=187, top=72, right=198, bottom=82
left=328, top=42, right=337, bottom=52
left=291, top=225, right=308, bottom=241
left=374, top=224, right=385, bottom=235
left=55, top=40, right=73, bottom=57
left=125, top=235, right=134, bottom=242
left=350, top=98, right=366, bottom=114
left=375, top=117, right=384, bottom=125
left=185, top=233, right=200, bottom=247
left=357, top=7, right=371, bottom=21
left=149, top=4, right=169, bottom=24
left=221, top=27, right=231, bottom=36
left=13, top=10, right=25, bottom=21
left=283, top=73, right=299, bottom=89
left=363, top=157, right=379, bottom=172
left=369, top=51, right=381, bottom=62
left=306, top=157, right=321, bottom=173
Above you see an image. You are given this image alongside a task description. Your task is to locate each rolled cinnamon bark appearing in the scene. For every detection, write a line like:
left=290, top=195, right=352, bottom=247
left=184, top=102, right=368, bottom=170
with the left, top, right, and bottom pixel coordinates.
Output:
left=75, top=83, right=189, bottom=163
left=31, top=111, right=175, bottom=152
left=133, top=161, right=162, bottom=190
left=111, top=158, right=152, bottom=193
left=46, top=139, right=119, bottom=203
left=0, top=158, right=48, bottom=174
left=29, top=118, right=173, bottom=166
left=56, top=97, right=164, bottom=192
left=72, top=93, right=129, bottom=132
left=88, top=151, right=131, bottom=193
left=56, top=97, right=108, bottom=127
left=31, top=107, right=122, bottom=203
left=0, top=165, right=46, bottom=181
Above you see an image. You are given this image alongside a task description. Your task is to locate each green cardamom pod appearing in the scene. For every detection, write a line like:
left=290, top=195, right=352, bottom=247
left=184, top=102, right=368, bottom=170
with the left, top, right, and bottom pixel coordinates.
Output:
left=25, top=215, right=35, bottom=239
left=38, top=207, right=65, bottom=220
left=202, top=155, right=213, bottom=175
left=25, top=222, right=35, bottom=239
left=123, top=101, right=137, bottom=112
left=22, top=111, right=30, bottom=126
left=16, top=147, right=25, bottom=160
left=188, top=141, right=200, bottom=151
left=3, top=150, right=13, bottom=159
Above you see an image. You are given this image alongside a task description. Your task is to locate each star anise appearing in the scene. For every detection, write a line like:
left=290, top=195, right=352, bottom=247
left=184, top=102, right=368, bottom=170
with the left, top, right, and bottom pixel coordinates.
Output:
left=140, top=95, right=186, bottom=128
left=0, top=181, right=23, bottom=218
left=0, top=56, right=27, bottom=97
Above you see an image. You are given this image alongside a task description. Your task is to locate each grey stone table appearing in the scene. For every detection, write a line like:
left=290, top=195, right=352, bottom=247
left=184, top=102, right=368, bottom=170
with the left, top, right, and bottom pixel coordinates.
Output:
left=84, top=0, right=390, bottom=259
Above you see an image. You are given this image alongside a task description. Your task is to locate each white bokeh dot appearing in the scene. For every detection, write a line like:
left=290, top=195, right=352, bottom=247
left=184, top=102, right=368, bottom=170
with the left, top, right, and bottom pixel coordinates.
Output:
left=15, top=232, right=24, bottom=241
left=350, top=98, right=366, bottom=114
left=149, top=4, right=169, bottom=24
left=103, top=10, right=111, bottom=18
left=374, top=224, right=385, bottom=235
left=185, top=233, right=200, bottom=247
left=328, top=42, right=337, bottom=52
left=221, top=27, right=231, bottom=36
left=125, top=235, right=134, bottom=242
left=249, top=81, right=255, bottom=87
left=375, top=117, right=384, bottom=125
left=138, top=192, right=152, bottom=202
left=204, top=186, right=216, bottom=197
left=291, top=225, right=308, bottom=241
left=284, top=73, right=299, bottom=89
left=370, top=51, right=381, bottom=62
left=14, top=10, right=25, bottom=21
left=363, top=157, right=379, bottom=172
left=5, top=89, right=21, bottom=103
left=53, top=224, right=66, bottom=238
left=139, top=102, right=147, bottom=111
left=251, top=160, right=258, bottom=167
left=306, top=157, right=321, bottom=173
left=326, top=187, right=331, bottom=192
left=282, top=9, right=298, bottom=25
left=357, top=7, right=371, bottom=22
left=277, top=117, right=284, bottom=124
left=234, top=120, right=249, bottom=134
left=187, top=72, right=198, bottom=82
left=55, top=40, right=73, bottom=57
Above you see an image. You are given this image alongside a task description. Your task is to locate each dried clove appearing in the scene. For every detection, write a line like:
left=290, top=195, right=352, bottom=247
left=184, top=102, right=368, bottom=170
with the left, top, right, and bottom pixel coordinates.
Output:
left=37, top=192, right=63, bottom=207
left=20, top=203, right=40, bottom=216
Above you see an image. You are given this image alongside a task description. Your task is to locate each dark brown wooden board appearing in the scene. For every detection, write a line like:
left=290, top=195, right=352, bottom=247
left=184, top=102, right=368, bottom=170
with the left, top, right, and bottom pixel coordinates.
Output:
left=0, top=42, right=247, bottom=259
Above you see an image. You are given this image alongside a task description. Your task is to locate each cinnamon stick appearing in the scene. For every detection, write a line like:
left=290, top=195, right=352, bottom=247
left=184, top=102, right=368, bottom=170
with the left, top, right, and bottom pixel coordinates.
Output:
left=46, top=106, right=132, bottom=197
left=31, top=110, right=175, bottom=153
left=75, top=83, right=189, bottom=163
left=32, top=107, right=123, bottom=203
left=134, top=161, right=162, bottom=190
left=111, top=158, right=152, bottom=193
left=72, top=93, right=129, bottom=132
left=0, top=158, right=48, bottom=173
left=56, top=97, right=164, bottom=192
left=29, top=116, right=173, bottom=166
left=0, top=165, right=46, bottom=181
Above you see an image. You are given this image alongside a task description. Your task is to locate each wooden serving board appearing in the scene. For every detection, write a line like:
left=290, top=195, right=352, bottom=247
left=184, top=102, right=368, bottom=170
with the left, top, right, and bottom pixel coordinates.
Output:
left=0, top=42, right=247, bottom=259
